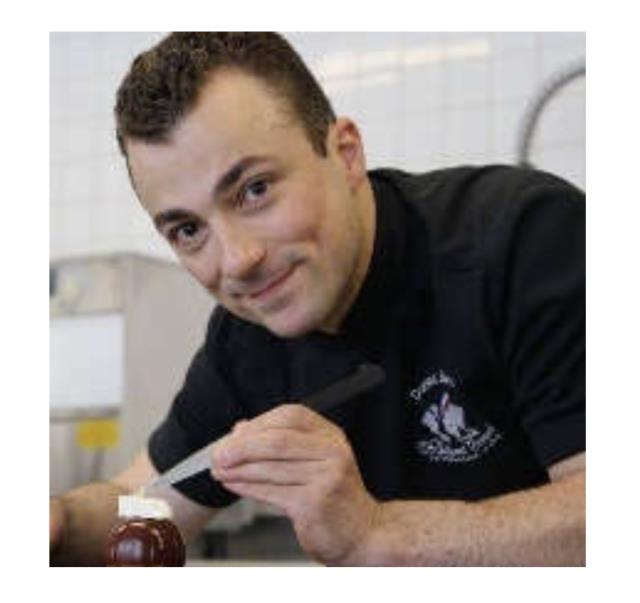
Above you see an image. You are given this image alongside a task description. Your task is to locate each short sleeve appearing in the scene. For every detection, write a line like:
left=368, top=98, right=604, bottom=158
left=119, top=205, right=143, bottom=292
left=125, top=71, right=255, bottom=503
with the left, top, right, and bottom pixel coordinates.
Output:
left=148, top=321, right=245, bottom=507
left=489, top=170, right=585, bottom=469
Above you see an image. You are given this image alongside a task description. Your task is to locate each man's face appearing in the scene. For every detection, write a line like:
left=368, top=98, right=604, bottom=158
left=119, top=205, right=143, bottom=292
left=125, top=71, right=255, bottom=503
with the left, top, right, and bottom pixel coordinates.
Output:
left=127, top=70, right=375, bottom=338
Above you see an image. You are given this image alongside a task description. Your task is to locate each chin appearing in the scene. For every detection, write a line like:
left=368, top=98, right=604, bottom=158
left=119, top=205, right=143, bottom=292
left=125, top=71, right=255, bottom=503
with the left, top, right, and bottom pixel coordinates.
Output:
left=225, top=304, right=312, bottom=338
left=262, top=317, right=315, bottom=339
left=260, top=304, right=328, bottom=339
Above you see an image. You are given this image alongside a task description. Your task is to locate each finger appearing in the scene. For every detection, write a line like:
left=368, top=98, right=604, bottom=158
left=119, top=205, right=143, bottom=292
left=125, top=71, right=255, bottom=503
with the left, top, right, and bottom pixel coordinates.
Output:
left=232, top=419, right=249, bottom=432
left=221, top=480, right=303, bottom=513
left=213, top=458, right=326, bottom=486
left=239, top=403, right=335, bottom=434
left=212, top=428, right=336, bottom=469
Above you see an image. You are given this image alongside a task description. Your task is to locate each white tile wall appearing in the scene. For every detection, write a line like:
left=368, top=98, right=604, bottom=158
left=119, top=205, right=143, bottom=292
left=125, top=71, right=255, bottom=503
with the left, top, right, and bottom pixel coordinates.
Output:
left=491, top=99, right=533, bottom=162
left=492, top=51, right=538, bottom=101
left=50, top=32, right=585, bottom=261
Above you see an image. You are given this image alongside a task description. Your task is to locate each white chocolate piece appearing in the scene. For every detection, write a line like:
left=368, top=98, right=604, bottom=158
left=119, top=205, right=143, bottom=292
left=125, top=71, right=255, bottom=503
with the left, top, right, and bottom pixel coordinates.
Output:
left=118, top=495, right=173, bottom=519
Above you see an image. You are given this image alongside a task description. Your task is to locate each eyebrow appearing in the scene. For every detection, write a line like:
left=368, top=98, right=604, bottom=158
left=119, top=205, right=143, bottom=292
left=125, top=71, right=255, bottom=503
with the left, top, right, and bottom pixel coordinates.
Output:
left=212, top=155, right=270, bottom=199
left=153, top=155, right=270, bottom=231
left=153, top=208, right=194, bottom=231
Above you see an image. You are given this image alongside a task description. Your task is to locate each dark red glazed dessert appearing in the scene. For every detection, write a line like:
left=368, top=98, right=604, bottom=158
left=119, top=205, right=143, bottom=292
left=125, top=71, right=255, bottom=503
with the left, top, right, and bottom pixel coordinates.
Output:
left=105, top=495, right=185, bottom=567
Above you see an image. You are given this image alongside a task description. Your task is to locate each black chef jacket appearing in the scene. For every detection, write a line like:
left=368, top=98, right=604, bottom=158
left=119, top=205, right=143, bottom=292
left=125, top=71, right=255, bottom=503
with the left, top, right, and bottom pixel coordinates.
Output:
left=148, top=165, right=586, bottom=508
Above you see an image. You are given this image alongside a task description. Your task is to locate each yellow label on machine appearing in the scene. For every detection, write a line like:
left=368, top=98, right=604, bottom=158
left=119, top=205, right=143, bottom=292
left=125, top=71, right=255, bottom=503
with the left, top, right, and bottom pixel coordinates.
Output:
left=76, top=419, right=120, bottom=449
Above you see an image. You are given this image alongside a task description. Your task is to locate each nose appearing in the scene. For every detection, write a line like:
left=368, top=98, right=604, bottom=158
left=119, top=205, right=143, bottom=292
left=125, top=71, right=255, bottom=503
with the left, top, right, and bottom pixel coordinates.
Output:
left=215, top=219, right=266, bottom=279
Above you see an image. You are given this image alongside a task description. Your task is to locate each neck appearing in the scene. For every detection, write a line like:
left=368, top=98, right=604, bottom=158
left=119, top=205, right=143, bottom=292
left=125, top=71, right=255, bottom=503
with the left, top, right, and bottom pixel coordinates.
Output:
left=319, top=178, right=377, bottom=335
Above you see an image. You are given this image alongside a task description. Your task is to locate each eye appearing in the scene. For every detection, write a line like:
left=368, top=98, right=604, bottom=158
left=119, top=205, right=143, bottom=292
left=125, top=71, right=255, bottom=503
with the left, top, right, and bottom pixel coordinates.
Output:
left=238, top=177, right=271, bottom=209
left=167, top=221, right=207, bottom=252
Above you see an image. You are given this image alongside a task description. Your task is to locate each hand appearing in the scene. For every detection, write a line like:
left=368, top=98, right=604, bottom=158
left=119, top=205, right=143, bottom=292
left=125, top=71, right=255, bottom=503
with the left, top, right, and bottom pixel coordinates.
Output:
left=50, top=497, right=65, bottom=554
left=211, top=405, right=381, bottom=565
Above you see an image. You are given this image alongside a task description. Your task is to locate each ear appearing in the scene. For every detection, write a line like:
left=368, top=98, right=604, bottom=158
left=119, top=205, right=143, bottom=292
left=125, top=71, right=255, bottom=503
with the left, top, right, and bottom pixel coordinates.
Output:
left=330, top=117, right=367, bottom=190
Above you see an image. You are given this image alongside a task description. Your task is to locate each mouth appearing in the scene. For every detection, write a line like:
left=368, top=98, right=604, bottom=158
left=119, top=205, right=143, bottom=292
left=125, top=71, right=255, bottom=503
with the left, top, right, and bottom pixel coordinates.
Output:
left=246, top=264, right=298, bottom=302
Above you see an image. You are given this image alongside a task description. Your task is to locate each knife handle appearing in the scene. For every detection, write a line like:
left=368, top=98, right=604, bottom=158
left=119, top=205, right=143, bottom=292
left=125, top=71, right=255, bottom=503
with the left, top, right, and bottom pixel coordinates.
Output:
left=305, top=363, right=385, bottom=415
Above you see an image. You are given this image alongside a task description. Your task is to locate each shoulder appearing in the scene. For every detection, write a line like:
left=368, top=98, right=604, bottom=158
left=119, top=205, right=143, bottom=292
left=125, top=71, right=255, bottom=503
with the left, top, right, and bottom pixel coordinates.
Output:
left=370, top=165, right=584, bottom=263
left=371, top=164, right=583, bottom=217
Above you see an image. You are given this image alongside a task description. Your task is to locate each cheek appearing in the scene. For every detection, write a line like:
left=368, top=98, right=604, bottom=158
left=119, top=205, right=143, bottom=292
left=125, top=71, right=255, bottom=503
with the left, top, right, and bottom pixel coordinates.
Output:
left=260, top=194, right=325, bottom=247
left=181, top=256, right=219, bottom=290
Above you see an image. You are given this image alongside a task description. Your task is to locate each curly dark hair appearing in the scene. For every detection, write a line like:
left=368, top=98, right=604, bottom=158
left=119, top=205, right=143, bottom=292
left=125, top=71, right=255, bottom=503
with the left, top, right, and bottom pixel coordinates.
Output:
left=115, top=32, right=336, bottom=157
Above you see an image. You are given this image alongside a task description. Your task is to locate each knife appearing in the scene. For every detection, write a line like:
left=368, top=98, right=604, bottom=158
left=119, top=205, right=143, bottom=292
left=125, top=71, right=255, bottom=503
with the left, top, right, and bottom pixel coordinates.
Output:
left=143, top=362, right=385, bottom=493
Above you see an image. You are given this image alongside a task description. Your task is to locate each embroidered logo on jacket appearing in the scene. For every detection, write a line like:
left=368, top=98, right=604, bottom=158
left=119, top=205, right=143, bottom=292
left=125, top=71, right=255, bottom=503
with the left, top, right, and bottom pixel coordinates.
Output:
left=409, top=370, right=502, bottom=464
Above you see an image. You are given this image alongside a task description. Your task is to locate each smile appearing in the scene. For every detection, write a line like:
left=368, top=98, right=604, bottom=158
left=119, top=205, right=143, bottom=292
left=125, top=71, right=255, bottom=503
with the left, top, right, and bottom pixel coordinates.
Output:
left=246, top=264, right=298, bottom=301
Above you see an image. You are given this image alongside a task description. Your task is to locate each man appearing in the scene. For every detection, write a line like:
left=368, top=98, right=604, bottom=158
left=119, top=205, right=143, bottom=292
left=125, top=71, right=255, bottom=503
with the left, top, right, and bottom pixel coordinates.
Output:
left=50, top=32, right=585, bottom=566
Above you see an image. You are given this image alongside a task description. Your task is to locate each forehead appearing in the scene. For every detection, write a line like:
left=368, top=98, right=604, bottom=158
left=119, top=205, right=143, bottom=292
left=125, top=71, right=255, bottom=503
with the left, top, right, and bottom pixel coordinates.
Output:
left=183, top=69, right=298, bottom=145
left=126, top=70, right=310, bottom=206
